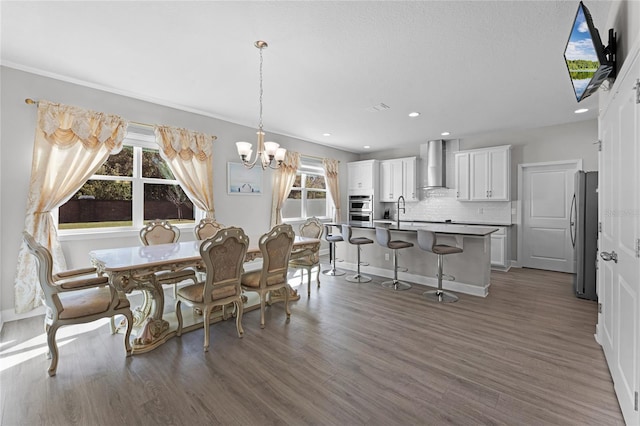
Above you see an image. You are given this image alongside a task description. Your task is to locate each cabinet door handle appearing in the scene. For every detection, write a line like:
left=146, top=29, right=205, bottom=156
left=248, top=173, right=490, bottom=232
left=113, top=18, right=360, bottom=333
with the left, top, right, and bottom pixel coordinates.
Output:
left=456, top=191, right=459, bottom=198
left=486, top=190, right=489, bottom=198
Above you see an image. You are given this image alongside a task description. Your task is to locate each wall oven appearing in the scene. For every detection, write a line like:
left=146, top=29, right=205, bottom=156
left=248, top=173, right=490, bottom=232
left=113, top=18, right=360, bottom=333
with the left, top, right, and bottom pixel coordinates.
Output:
left=348, top=211, right=373, bottom=225
left=349, top=195, right=373, bottom=212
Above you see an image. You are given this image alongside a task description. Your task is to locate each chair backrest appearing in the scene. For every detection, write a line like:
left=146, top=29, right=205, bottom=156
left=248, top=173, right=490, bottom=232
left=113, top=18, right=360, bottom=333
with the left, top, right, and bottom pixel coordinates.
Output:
left=299, top=217, right=323, bottom=240
left=140, top=220, right=180, bottom=246
left=258, top=224, right=295, bottom=286
left=375, top=227, right=391, bottom=247
left=23, top=232, right=57, bottom=302
left=341, top=224, right=354, bottom=243
left=416, top=230, right=437, bottom=253
left=200, top=227, right=249, bottom=301
left=194, top=218, right=225, bottom=240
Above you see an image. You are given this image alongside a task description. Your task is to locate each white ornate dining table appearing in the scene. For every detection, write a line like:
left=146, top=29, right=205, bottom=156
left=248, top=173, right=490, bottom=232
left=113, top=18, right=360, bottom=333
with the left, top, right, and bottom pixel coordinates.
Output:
left=89, top=236, right=320, bottom=353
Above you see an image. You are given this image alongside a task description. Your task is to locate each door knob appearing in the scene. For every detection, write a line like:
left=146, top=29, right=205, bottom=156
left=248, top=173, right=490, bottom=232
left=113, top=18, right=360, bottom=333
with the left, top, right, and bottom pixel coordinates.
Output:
left=600, top=251, right=618, bottom=263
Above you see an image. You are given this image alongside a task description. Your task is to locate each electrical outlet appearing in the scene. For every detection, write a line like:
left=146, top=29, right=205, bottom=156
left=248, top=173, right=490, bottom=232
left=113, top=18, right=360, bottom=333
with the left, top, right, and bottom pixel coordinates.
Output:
left=384, top=253, right=390, bottom=261
left=477, top=207, right=483, bottom=215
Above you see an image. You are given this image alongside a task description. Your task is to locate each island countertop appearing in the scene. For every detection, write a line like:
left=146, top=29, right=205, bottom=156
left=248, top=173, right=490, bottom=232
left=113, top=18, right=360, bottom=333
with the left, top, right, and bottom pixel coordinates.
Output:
left=346, top=221, right=499, bottom=236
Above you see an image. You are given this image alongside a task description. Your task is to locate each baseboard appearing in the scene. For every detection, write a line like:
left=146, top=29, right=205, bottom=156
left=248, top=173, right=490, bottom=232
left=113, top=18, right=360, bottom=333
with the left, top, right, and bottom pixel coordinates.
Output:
left=339, top=262, right=489, bottom=298
left=1, top=305, right=46, bottom=326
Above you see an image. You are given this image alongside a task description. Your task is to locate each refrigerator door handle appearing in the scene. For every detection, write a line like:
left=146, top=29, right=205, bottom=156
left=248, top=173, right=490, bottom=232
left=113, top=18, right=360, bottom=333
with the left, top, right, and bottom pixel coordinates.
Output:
left=570, top=193, right=576, bottom=247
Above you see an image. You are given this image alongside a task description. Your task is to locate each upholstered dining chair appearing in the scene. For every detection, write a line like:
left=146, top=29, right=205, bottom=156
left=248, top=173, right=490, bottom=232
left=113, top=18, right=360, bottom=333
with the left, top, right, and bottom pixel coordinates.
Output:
left=194, top=218, right=225, bottom=240
left=289, top=217, right=323, bottom=297
left=23, top=231, right=133, bottom=376
left=175, top=227, right=249, bottom=352
left=240, top=224, right=296, bottom=329
left=139, top=220, right=197, bottom=298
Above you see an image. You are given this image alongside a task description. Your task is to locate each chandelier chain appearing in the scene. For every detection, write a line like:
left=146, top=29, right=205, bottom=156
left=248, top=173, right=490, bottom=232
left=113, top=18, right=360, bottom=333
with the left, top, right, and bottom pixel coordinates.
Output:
left=259, top=45, right=264, bottom=131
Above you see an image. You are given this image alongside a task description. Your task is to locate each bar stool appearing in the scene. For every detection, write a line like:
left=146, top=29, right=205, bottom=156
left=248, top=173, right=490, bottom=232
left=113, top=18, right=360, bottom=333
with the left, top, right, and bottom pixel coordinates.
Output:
left=341, top=224, right=373, bottom=283
left=417, top=230, right=463, bottom=303
left=322, top=224, right=345, bottom=276
left=375, top=227, right=413, bottom=291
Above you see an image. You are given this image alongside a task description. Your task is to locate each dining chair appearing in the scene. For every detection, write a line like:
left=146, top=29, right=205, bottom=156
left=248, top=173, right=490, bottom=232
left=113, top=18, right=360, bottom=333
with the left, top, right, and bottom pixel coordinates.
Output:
left=175, top=227, right=249, bottom=351
left=139, top=219, right=197, bottom=298
left=289, top=217, right=323, bottom=297
left=193, top=218, right=225, bottom=240
left=240, top=224, right=295, bottom=329
left=23, top=231, right=133, bottom=376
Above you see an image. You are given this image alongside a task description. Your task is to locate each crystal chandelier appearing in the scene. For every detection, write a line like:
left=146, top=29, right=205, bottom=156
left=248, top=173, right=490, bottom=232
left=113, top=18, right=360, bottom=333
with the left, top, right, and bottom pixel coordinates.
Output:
left=236, top=40, right=286, bottom=170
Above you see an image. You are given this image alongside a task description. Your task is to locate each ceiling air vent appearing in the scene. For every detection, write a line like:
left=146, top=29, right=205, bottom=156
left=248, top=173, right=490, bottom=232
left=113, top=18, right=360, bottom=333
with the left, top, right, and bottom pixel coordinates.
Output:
left=366, top=103, right=391, bottom=112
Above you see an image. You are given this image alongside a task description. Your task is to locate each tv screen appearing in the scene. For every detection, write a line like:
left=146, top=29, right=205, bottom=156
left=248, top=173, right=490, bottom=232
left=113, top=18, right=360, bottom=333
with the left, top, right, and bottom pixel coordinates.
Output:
left=564, top=1, right=614, bottom=102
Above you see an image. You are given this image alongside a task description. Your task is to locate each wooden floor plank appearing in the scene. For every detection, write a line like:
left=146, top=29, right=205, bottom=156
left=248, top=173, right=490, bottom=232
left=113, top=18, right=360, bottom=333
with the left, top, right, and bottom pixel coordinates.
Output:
left=0, top=265, right=624, bottom=425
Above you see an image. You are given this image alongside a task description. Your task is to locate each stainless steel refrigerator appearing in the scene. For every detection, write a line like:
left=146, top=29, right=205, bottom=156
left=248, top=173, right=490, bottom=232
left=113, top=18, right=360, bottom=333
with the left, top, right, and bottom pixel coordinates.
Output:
left=570, top=171, right=598, bottom=300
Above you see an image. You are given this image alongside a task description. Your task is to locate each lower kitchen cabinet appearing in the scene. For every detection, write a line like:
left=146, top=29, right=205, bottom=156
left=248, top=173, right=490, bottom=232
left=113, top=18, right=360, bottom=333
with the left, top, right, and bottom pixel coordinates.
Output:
left=490, top=226, right=510, bottom=270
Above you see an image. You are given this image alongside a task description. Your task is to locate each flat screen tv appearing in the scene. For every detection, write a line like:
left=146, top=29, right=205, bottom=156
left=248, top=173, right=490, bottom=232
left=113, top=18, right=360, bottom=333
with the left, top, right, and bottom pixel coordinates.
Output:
left=564, top=1, right=616, bottom=102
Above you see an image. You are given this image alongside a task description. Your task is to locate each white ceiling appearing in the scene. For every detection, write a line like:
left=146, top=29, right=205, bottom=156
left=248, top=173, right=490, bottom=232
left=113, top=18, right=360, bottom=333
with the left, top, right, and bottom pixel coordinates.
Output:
left=1, top=1, right=612, bottom=154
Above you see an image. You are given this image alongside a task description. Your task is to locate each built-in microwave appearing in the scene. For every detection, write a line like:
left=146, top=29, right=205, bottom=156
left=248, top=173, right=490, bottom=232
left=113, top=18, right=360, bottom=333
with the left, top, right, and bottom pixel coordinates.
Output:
left=349, top=195, right=373, bottom=212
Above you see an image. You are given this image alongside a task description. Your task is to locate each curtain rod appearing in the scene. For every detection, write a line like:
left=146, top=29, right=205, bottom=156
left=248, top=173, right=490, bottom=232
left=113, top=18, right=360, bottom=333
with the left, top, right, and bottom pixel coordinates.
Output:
left=25, top=98, right=155, bottom=129
left=300, top=153, right=340, bottom=163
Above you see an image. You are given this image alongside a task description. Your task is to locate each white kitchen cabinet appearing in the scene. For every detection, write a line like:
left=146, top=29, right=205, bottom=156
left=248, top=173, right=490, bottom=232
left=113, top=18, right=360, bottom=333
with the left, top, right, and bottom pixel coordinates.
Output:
left=490, top=226, right=510, bottom=269
left=379, top=157, right=417, bottom=202
left=454, top=152, right=470, bottom=200
left=457, top=145, right=510, bottom=201
left=348, top=160, right=378, bottom=195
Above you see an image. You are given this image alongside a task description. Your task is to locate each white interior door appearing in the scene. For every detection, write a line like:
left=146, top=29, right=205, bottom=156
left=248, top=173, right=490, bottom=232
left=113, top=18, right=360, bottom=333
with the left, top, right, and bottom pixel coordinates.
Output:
left=520, top=161, right=581, bottom=272
left=597, top=47, right=640, bottom=425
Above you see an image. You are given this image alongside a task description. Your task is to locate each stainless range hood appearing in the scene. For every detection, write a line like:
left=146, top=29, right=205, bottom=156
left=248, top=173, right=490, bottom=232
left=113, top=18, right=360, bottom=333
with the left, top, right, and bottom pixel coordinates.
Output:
left=418, top=140, right=446, bottom=189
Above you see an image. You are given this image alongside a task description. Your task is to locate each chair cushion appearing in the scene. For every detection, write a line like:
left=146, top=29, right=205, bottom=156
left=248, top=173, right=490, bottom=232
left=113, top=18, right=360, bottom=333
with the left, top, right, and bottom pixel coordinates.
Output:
left=240, top=270, right=286, bottom=288
left=350, top=237, right=373, bottom=245
left=177, top=283, right=238, bottom=303
left=290, top=256, right=319, bottom=267
left=388, top=241, right=414, bottom=250
left=58, top=287, right=129, bottom=320
left=432, top=245, right=464, bottom=255
left=326, top=235, right=343, bottom=243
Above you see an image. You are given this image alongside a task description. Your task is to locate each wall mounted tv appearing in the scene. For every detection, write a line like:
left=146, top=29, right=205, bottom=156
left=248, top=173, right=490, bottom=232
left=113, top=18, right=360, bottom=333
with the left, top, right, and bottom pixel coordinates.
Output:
left=564, top=1, right=616, bottom=102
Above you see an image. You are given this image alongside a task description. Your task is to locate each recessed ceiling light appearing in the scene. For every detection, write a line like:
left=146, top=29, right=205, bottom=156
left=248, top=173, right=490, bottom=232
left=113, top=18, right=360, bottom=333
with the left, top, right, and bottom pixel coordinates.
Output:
left=363, top=145, right=370, bottom=149
left=408, top=112, right=420, bottom=118
left=575, top=108, right=589, bottom=114
left=441, top=131, right=451, bottom=136
left=322, top=133, right=331, bottom=137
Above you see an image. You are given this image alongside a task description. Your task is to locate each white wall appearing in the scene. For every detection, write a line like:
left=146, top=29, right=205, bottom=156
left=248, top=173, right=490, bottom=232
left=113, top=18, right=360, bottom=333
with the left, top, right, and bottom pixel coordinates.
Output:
left=0, top=66, right=358, bottom=319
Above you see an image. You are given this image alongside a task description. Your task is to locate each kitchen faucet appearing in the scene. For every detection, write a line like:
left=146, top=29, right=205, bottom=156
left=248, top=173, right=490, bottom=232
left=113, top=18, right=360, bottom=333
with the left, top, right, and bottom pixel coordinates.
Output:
left=396, top=195, right=405, bottom=228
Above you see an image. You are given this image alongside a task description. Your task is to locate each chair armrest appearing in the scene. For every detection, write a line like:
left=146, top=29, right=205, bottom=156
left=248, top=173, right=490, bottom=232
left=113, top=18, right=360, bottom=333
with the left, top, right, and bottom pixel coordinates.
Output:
left=56, top=275, right=110, bottom=291
left=53, top=267, right=100, bottom=280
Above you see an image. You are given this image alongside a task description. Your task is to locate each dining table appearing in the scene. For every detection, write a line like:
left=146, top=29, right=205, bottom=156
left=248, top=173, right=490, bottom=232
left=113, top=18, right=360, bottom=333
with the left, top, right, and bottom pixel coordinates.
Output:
left=89, top=236, right=320, bottom=353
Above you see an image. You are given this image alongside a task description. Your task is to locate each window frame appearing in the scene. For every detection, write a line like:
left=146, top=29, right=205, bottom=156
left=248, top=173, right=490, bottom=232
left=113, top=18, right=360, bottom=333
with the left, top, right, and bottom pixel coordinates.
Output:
left=56, top=130, right=200, bottom=239
left=282, top=159, right=333, bottom=222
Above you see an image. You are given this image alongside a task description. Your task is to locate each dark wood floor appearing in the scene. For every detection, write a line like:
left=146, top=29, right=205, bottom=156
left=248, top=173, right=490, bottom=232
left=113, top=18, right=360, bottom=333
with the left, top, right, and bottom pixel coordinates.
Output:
left=0, top=265, right=624, bottom=425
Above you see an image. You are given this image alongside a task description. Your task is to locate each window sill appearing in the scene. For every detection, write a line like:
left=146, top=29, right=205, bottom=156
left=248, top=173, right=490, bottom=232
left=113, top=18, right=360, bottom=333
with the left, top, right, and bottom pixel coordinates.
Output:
left=58, top=223, right=196, bottom=242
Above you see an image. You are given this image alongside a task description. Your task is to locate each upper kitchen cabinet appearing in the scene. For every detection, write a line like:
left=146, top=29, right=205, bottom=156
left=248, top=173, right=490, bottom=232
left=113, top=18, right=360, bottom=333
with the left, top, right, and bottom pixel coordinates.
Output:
left=379, top=157, right=417, bottom=202
left=348, top=160, right=379, bottom=196
left=454, top=152, right=470, bottom=200
left=454, top=145, right=511, bottom=201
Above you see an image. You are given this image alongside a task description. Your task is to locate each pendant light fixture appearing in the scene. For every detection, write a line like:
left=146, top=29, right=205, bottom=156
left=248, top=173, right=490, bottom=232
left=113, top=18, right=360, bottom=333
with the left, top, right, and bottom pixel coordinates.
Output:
left=236, top=40, right=286, bottom=170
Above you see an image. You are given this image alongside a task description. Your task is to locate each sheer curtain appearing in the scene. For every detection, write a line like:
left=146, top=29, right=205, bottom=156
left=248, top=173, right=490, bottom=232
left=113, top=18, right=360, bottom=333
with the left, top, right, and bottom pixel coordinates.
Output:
left=14, top=101, right=128, bottom=313
left=322, top=158, right=341, bottom=222
left=270, top=151, right=300, bottom=227
left=154, top=126, right=217, bottom=219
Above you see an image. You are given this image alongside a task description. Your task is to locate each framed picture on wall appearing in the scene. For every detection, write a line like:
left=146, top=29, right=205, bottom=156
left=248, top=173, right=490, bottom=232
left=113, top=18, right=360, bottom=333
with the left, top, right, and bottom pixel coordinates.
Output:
left=227, top=162, right=263, bottom=195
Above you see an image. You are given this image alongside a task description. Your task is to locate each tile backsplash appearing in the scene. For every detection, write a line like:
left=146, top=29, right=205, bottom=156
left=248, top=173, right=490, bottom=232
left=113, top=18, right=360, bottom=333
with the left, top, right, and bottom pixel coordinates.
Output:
left=385, top=188, right=512, bottom=225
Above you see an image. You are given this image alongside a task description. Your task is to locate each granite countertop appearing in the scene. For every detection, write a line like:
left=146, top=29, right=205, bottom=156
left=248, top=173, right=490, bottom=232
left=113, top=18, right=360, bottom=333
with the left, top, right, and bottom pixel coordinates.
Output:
left=350, top=221, right=499, bottom=236
left=373, top=219, right=513, bottom=227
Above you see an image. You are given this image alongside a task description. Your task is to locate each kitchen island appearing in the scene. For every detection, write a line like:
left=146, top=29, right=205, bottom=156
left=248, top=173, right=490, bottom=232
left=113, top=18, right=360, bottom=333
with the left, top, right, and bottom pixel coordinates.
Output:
left=333, top=222, right=498, bottom=297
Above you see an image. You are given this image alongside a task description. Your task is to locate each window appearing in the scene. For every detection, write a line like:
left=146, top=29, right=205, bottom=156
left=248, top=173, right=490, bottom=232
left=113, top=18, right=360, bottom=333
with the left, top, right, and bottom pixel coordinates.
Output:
left=282, top=158, right=332, bottom=220
left=58, top=131, right=195, bottom=230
